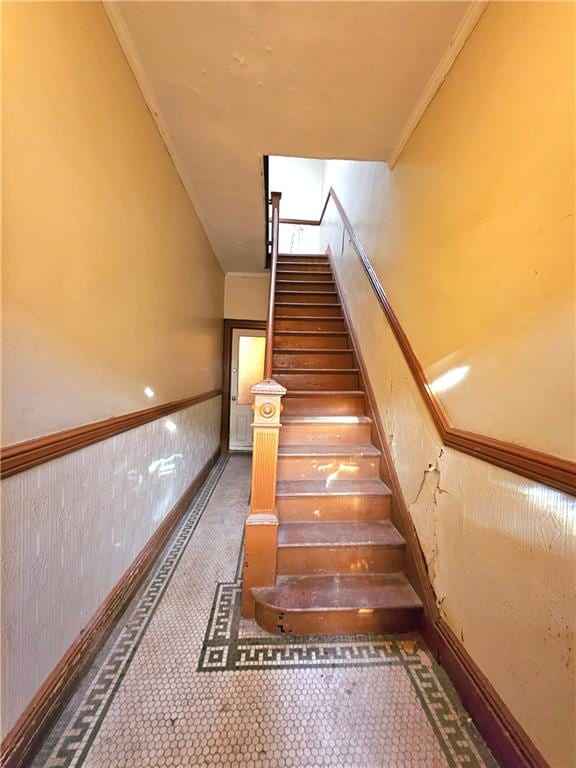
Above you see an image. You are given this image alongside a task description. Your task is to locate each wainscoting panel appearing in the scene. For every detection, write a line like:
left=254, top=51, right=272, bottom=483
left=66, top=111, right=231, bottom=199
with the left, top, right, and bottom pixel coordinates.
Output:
left=1, top=395, right=221, bottom=737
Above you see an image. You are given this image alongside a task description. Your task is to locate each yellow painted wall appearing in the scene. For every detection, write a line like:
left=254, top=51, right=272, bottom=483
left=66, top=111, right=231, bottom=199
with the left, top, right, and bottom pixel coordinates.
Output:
left=2, top=1, right=224, bottom=444
left=224, top=273, right=270, bottom=321
left=321, top=4, right=576, bottom=765
left=325, top=1, right=575, bottom=460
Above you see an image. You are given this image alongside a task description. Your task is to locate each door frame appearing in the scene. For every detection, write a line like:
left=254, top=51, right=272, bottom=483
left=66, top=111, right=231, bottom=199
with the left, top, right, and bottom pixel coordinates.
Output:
left=220, top=319, right=267, bottom=453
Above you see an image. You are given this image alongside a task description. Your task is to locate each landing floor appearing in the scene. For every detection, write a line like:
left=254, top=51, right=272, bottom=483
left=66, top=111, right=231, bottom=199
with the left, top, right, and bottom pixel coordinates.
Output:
left=35, top=455, right=497, bottom=768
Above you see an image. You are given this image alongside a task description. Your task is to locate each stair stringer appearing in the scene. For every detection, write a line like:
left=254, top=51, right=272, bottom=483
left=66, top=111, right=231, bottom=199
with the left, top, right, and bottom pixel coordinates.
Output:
left=325, top=245, right=439, bottom=622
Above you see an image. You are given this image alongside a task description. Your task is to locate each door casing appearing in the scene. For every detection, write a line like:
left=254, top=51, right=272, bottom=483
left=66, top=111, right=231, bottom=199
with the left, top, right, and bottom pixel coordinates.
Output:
left=220, top=319, right=267, bottom=452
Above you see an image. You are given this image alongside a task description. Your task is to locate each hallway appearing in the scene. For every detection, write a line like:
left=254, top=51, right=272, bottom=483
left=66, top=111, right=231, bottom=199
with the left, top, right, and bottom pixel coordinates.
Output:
left=34, top=456, right=495, bottom=768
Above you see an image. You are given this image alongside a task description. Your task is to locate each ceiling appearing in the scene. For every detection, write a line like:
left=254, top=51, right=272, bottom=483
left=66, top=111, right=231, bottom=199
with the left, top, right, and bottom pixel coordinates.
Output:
left=106, top=1, right=473, bottom=272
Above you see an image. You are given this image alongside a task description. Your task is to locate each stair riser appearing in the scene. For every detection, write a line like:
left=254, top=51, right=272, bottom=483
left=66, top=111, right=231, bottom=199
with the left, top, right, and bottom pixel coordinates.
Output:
left=277, top=272, right=333, bottom=282
left=280, top=422, right=371, bottom=445
left=274, top=371, right=359, bottom=390
left=276, top=264, right=331, bottom=273
left=253, top=604, right=422, bottom=636
left=277, top=498, right=390, bottom=522
left=278, top=255, right=328, bottom=265
left=277, top=497, right=390, bottom=522
left=277, top=455, right=380, bottom=481
left=276, top=292, right=339, bottom=305
left=282, top=396, right=365, bottom=416
left=276, top=281, right=335, bottom=292
left=274, top=318, right=346, bottom=332
left=275, top=304, right=342, bottom=317
left=277, top=545, right=405, bottom=576
left=273, top=352, right=354, bottom=369
left=274, top=334, right=350, bottom=350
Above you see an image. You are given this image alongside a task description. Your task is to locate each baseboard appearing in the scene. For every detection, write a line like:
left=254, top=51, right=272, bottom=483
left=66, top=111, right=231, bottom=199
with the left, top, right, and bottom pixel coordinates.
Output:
left=326, top=244, right=549, bottom=768
left=422, top=616, right=548, bottom=768
left=1, top=449, right=220, bottom=768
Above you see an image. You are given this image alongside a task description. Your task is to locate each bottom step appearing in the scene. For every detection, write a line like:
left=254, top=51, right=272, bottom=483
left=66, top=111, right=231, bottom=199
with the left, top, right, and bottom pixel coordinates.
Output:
left=252, top=573, right=422, bottom=636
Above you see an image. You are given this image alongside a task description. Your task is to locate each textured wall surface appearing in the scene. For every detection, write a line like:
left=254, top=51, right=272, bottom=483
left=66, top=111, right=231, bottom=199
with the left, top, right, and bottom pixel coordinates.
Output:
left=323, top=2, right=574, bottom=460
left=321, top=203, right=576, bottom=768
left=1, top=396, right=221, bottom=737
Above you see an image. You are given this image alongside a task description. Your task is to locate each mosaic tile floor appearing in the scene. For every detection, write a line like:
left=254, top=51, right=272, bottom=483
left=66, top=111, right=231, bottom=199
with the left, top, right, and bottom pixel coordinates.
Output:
left=36, top=455, right=498, bottom=768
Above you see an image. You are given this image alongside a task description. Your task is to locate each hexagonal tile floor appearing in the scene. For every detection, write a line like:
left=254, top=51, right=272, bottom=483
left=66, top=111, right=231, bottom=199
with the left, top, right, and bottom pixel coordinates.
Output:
left=35, top=455, right=497, bottom=768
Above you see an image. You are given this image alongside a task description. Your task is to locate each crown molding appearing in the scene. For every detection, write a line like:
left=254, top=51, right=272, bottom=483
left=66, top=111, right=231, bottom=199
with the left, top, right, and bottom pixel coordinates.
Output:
left=387, top=0, right=489, bottom=168
left=102, top=2, right=214, bottom=251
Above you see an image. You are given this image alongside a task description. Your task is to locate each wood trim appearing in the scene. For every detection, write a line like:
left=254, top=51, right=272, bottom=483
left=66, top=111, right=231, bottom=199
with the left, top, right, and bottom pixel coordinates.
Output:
left=263, top=155, right=271, bottom=269
left=326, top=245, right=438, bottom=620
left=283, top=187, right=575, bottom=496
left=326, top=189, right=576, bottom=496
left=422, top=616, right=548, bottom=768
left=265, top=192, right=282, bottom=379
left=0, top=450, right=220, bottom=768
left=328, top=244, right=549, bottom=768
left=1, top=390, right=222, bottom=480
left=386, top=0, right=489, bottom=168
left=220, top=320, right=267, bottom=453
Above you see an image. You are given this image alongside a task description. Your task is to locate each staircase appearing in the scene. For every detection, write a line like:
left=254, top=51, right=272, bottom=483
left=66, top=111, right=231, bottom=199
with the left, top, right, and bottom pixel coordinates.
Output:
left=251, top=252, right=423, bottom=635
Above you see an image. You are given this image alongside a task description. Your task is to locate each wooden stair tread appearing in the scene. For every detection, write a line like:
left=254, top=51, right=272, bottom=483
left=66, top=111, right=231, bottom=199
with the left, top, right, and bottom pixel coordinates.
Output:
left=273, top=348, right=354, bottom=354
left=276, top=264, right=329, bottom=269
left=276, top=288, right=338, bottom=298
left=278, top=443, right=380, bottom=458
left=277, top=279, right=333, bottom=284
left=277, top=478, right=391, bottom=497
left=274, top=331, right=347, bottom=336
left=275, top=302, right=341, bottom=308
left=281, top=415, right=369, bottom=424
left=273, top=368, right=358, bottom=375
left=275, top=315, right=342, bottom=319
left=283, top=390, right=364, bottom=397
left=278, top=521, right=404, bottom=548
left=252, top=573, right=422, bottom=613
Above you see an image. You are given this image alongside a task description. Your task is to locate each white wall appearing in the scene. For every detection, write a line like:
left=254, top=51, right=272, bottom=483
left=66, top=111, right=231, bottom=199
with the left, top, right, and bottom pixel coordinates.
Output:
left=1, top=396, right=221, bottom=737
left=270, top=156, right=324, bottom=254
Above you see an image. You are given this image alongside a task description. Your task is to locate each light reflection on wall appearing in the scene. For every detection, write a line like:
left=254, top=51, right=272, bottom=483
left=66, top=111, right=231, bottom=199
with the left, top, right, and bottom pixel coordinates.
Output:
left=518, top=484, right=576, bottom=520
left=430, top=365, right=470, bottom=394
left=148, top=453, right=184, bottom=477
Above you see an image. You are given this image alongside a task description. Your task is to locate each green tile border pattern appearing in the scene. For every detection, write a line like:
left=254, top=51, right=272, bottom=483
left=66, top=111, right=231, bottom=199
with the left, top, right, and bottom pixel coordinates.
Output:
left=39, top=454, right=497, bottom=768
left=41, top=455, right=230, bottom=768
left=197, top=573, right=497, bottom=767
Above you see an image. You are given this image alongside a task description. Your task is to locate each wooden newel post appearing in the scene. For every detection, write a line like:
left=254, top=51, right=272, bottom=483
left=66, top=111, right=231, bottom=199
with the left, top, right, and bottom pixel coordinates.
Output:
left=242, top=378, right=286, bottom=618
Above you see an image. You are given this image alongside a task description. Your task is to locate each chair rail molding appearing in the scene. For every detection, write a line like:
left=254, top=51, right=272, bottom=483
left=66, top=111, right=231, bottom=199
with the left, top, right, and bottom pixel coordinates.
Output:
left=280, top=188, right=575, bottom=497
left=1, top=389, right=222, bottom=479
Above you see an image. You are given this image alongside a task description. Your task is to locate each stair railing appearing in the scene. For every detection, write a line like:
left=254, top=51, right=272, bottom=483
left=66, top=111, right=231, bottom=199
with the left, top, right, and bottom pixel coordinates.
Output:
left=243, top=191, right=286, bottom=618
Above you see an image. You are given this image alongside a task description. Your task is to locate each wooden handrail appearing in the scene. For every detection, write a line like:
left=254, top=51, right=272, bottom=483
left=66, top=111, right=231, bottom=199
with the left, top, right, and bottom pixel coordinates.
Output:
left=275, top=186, right=575, bottom=496
left=264, top=191, right=281, bottom=380
left=245, top=194, right=285, bottom=617
left=278, top=189, right=331, bottom=227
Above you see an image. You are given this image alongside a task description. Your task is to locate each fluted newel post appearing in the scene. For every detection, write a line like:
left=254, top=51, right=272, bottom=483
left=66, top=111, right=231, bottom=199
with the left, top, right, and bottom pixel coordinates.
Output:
left=242, top=379, right=286, bottom=618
